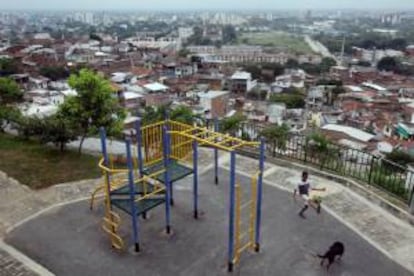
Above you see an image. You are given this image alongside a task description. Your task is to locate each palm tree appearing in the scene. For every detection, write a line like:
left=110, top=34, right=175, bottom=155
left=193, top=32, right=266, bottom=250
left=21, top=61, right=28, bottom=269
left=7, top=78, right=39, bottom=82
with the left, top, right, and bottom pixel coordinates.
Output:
left=260, top=123, right=290, bottom=157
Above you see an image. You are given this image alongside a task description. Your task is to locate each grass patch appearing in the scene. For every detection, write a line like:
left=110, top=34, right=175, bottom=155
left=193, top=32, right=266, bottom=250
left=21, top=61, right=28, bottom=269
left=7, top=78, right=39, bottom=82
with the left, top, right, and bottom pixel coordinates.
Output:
left=239, top=31, right=313, bottom=54
left=0, top=133, right=101, bottom=189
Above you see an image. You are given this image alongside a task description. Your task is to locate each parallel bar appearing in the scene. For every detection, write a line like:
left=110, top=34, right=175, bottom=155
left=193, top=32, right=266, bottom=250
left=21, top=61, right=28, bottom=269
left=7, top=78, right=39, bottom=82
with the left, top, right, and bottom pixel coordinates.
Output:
left=228, top=151, right=236, bottom=272
left=162, top=126, right=172, bottom=234
left=126, top=138, right=140, bottom=252
left=193, top=140, right=198, bottom=219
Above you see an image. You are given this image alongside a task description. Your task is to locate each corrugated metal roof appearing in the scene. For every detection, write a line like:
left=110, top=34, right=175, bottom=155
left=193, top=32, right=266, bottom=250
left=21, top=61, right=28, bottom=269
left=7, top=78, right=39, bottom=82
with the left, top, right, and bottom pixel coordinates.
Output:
left=322, top=124, right=375, bottom=142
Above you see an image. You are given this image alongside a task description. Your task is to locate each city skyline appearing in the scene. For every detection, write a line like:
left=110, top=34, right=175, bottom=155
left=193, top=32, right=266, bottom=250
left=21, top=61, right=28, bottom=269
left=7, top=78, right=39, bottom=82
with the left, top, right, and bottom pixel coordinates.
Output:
left=0, top=0, right=413, bottom=11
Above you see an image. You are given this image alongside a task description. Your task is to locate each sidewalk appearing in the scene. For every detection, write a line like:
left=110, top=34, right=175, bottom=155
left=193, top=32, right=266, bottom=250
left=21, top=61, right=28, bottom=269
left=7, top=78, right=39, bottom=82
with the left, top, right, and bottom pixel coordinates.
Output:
left=0, top=148, right=413, bottom=275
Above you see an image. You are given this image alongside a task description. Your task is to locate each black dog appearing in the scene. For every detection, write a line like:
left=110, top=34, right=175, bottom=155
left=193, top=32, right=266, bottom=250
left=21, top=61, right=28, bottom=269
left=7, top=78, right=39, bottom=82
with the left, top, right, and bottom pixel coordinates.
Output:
left=317, top=241, right=345, bottom=270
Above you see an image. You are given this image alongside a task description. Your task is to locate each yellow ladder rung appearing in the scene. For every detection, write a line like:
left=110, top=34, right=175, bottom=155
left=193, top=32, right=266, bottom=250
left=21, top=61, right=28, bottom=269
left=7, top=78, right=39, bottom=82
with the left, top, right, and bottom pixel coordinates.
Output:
left=237, top=242, right=253, bottom=254
left=103, top=218, right=119, bottom=230
left=101, top=224, right=124, bottom=250
left=241, top=201, right=252, bottom=210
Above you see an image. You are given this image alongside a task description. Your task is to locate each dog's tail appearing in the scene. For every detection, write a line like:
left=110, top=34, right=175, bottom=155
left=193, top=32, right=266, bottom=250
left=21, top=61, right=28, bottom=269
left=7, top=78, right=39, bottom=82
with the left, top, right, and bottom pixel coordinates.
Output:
left=316, top=254, right=325, bottom=259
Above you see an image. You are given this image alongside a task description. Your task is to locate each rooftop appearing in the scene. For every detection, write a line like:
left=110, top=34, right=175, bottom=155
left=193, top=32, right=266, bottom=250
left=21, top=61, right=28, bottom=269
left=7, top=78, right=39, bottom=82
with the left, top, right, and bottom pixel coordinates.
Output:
left=197, top=90, right=229, bottom=99
left=322, top=124, right=375, bottom=142
left=231, top=71, right=252, bottom=80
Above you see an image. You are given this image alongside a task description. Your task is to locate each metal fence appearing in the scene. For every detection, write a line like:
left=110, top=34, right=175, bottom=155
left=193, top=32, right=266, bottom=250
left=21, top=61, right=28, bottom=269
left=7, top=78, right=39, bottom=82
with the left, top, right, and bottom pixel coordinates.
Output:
left=206, top=120, right=414, bottom=205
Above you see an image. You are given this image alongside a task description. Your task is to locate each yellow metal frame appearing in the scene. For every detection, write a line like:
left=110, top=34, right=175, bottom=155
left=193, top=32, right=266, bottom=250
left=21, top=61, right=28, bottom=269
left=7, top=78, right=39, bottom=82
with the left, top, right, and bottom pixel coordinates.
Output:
left=95, top=119, right=260, bottom=252
left=168, top=120, right=259, bottom=152
left=233, top=171, right=259, bottom=265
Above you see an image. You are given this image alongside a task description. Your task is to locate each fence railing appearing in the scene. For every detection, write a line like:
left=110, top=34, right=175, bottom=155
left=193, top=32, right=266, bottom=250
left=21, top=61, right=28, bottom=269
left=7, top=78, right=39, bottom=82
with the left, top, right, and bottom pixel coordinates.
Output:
left=206, top=119, right=414, bottom=205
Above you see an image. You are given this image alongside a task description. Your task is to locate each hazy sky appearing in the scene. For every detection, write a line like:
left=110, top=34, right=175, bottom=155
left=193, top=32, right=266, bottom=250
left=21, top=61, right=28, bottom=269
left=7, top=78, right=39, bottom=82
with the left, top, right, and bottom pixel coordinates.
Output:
left=0, top=0, right=412, bottom=10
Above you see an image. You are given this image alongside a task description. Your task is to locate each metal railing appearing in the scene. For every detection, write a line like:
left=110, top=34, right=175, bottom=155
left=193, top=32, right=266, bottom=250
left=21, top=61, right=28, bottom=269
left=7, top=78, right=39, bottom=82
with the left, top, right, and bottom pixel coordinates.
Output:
left=206, top=119, right=414, bottom=205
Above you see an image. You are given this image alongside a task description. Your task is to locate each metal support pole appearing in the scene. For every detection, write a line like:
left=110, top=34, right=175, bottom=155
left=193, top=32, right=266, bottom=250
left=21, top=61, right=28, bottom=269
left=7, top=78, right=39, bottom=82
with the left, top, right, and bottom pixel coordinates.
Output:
left=214, top=118, right=219, bottom=185
left=255, top=138, right=265, bottom=252
left=163, top=112, right=174, bottom=206
left=135, top=119, right=144, bottom=177
left=126, top=138, right=140, bottom=252
left=193, top=140, right=199, bottom=219
left=162, top=126, right=172, bottom=234
left=228, top=150, right=236, bottom=272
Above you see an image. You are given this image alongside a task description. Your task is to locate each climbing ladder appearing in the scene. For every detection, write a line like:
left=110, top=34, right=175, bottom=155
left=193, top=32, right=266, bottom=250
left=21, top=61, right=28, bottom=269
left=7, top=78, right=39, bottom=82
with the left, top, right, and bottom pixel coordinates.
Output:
left=102, top=210, right=124, bottom=250
left=233, top=172, right=259, bottom=265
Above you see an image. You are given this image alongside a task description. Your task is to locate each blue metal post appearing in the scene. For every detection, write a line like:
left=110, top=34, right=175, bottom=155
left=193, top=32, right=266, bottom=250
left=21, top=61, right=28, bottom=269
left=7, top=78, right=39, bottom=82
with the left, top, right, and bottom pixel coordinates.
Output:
left=126, top=138, right=140, bottom=252
left=99, top=127, right=112, bottom=212
left=214, top=118, right=219, bottom=185
left=193, top=140, right=198, bottom=219
left=162, top=126, right=172, bottom=234
left=255, top=138, right=265, bottom=252
left=228, top=150, right=236, bottom=272
left=134, top=119, right=144, bottom=177
left=163, top=111, right=174, bottom=206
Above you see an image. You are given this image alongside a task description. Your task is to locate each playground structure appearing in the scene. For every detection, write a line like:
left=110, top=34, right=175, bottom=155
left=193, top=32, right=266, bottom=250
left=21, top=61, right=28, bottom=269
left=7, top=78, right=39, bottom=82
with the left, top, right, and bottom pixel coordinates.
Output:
left=93, top=118, right=265, bottom=272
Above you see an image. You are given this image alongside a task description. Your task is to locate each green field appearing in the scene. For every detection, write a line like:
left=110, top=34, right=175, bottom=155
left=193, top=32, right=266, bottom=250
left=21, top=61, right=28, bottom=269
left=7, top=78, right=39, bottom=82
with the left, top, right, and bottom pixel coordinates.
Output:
left=0, top=133, right=101, bottom=189
left=239, top=31, right=313, bottom=54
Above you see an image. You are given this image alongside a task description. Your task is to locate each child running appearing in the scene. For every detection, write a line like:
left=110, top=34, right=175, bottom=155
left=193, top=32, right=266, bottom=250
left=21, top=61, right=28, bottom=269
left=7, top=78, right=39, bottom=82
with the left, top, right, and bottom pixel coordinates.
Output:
left=293, top=171, right=326, bottom=218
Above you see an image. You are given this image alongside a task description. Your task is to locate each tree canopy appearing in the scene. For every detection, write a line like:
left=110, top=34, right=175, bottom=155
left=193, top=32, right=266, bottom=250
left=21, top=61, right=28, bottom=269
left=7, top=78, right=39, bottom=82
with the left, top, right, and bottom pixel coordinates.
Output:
left=260, top=124, right=290, bottom=157
left=377, top=56, right=399, bottom=72
left=40, top=66, right=70, bottom=81
left=222, top=25, right=237, bottom=44
left=269, top=92, right=305, bottom=109
left=220, top=114, right=246, bottom=136
left=0, top=77, right=22, bottom=104
left=0, top=58, right=18, bottom=76
left=57, top=69, right=126, bottom=153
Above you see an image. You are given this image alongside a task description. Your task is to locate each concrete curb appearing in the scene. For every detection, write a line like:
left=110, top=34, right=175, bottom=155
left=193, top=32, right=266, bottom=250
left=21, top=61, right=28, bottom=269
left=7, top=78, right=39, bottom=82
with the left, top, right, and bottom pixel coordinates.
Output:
left=0, top=240, right=55, bottom=276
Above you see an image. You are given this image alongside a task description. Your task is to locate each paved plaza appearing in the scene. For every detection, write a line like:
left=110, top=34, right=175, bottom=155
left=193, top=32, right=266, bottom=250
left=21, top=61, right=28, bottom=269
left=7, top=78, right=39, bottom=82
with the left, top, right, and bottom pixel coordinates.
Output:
left=4, top=167, right=413, bottom=276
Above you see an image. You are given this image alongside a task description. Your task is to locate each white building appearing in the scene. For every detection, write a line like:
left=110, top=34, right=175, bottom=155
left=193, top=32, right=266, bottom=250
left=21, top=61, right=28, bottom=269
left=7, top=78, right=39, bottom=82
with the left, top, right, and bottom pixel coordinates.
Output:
left=230, top=71, right=257, bottom=94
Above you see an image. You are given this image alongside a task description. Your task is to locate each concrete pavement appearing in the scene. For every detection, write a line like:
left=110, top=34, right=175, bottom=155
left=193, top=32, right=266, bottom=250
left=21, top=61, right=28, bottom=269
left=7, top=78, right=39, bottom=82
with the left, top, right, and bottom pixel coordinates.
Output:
left=0, top=148, right=413, bottom=275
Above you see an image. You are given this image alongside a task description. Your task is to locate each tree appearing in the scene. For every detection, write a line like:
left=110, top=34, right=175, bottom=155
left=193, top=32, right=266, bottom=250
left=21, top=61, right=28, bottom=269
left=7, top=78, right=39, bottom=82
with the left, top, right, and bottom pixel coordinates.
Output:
left=57, top=69, right=126, bottom=153
left=285, top=58, right=299, bottom=69
left=170, top=105, right=201, bottom=125
left=220, top=114, right=246, bottom=136
left=0, top=106, right=21, bottom=132
left=177, top=48, right=191, bottom=58
left=269, top=93, right=305, bottom=109
left=385, top=150, right=413, bottom=168
left=89, top=33, right=102, bottom=42
left=16, top=116, right=45, bottom=140
left=40, top=115, right=77, bottom=152
left=260, top=124, right=290, bottom=157
left=377, top=56, right=399, bottom=72
left=320, top=57, right=337, bottom=73
left=244, top=64, right=262, bottom=80
left=40, top=66, right=70, bottom=81
left=0, top=58, right=18, bottom=76
left=0, top=77, right=22, bottom=104
left=222, top=25, right=237, bottom=44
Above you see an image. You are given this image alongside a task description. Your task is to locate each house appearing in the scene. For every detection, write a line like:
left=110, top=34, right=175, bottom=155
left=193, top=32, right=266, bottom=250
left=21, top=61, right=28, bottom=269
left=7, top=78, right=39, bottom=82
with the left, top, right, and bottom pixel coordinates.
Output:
left=266, top=103, right=286, bottom=124
left=24, top=89, right=49, bottom=101
left=143, top=82, right=169, bottom=93
left=230, top=71, right=256, bottom=94
left=122, top=91, right=144, bottom=110
left=197, top=90, right=230, bottom=119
